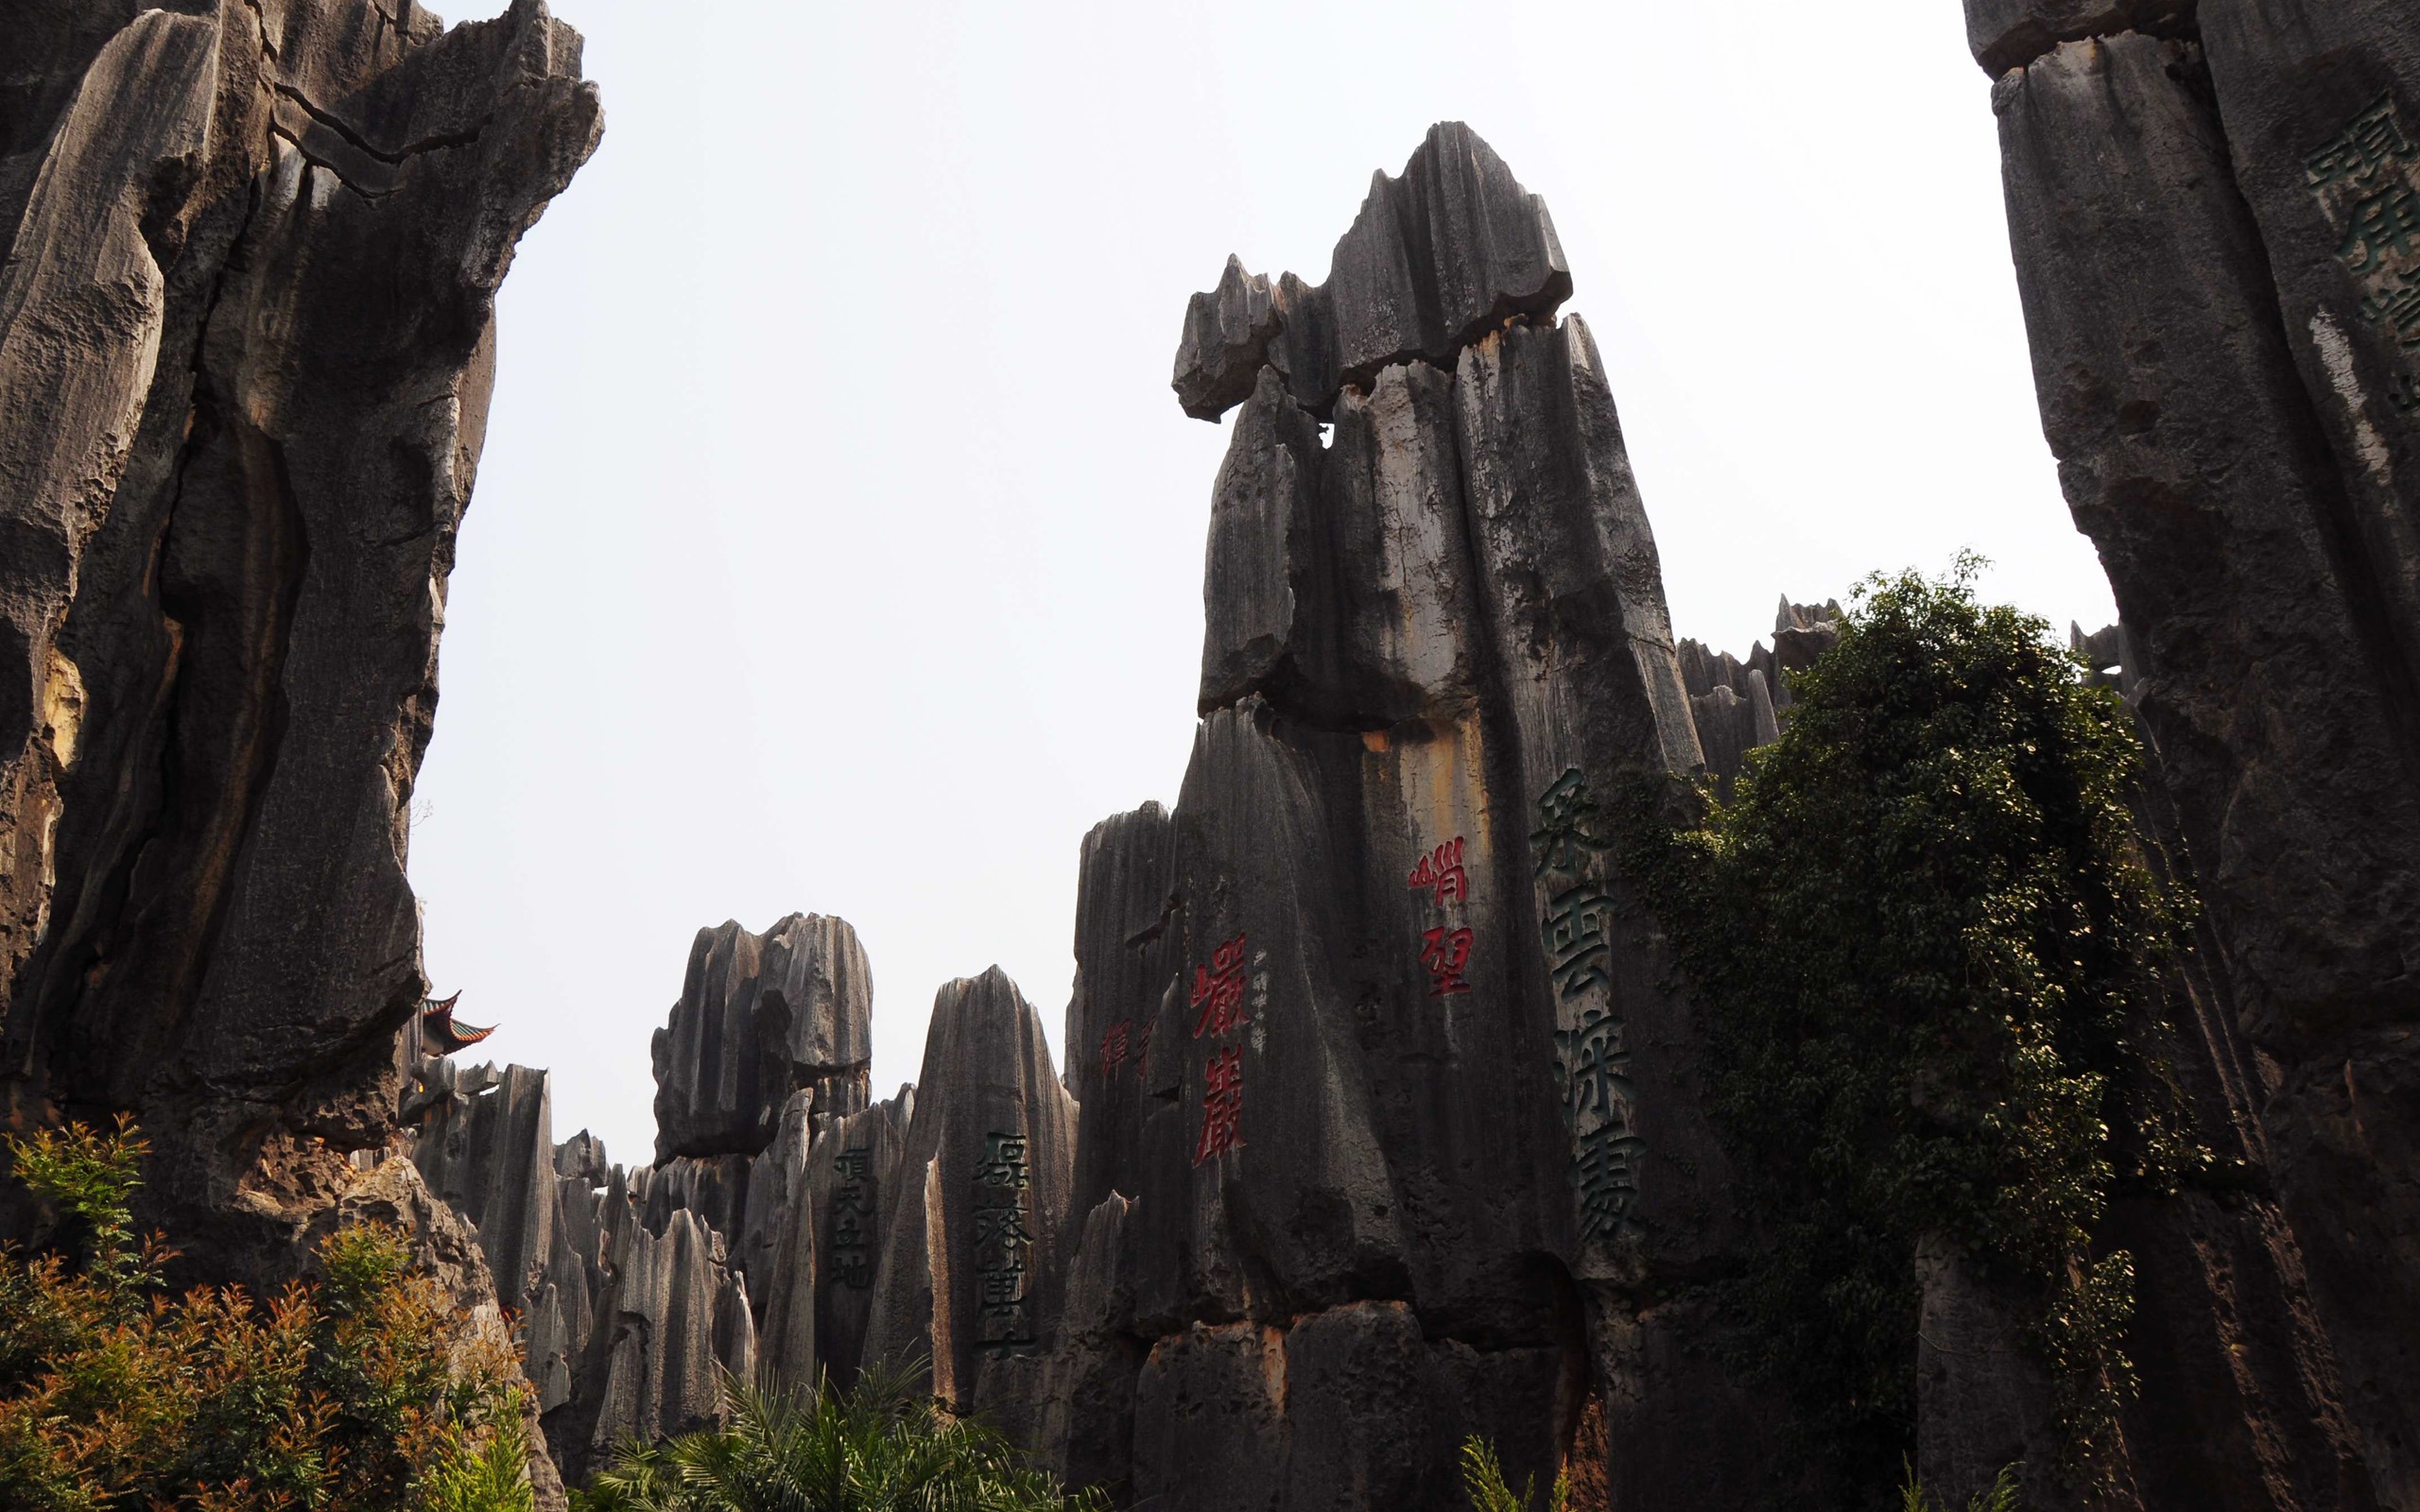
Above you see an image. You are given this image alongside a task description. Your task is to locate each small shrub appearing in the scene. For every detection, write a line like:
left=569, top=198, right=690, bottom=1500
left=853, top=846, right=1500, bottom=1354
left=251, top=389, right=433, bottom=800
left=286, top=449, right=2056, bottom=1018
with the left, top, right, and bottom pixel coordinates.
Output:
left=0, top=1117, right=532, bottom=1511
left=1459, top=1435, right=1568, bottom=1512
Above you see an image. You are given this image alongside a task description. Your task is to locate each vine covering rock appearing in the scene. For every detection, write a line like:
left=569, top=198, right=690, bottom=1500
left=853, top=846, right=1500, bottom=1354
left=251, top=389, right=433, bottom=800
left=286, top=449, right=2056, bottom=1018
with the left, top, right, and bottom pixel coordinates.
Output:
left=1618, top=560, right=2203, bottom=1503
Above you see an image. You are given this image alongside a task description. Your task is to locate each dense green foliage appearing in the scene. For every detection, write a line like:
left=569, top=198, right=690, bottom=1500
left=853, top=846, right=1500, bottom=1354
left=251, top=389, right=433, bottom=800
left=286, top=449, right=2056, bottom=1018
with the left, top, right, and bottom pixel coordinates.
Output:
left=0, top=1118, right=532, bottom=1511
left=1622, top=562, right=2198, bottom=1497
left=574, top=1364, right=1105, bottom=1512
left=1458, top=1435, right=1568, bottom=1512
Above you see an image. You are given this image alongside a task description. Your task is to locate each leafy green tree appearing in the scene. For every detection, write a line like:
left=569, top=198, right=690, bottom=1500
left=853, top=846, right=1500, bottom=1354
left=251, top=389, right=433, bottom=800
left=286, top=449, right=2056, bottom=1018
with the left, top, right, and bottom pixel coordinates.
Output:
left=575, top=1362, right=1103, bottom=1512
left=0, top=1117, right=533, bottom=1511
left=1620, top=560, right=2198, bottom=1499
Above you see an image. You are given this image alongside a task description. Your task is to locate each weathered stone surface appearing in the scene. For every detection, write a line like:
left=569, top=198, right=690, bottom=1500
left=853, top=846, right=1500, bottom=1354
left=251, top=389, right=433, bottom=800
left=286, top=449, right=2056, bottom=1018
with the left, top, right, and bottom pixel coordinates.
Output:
left=1198, top=369, right=1324, bottom=713
left=1984, top=24, right=2420, bottom=1504
left=1067, top=805, right=1176, bottom=1223
left=859, top=968, right=1077, bottom=1413
left=1913, top=1234, right=2075, bottom=1511
left=1685, top=677, right=1777, bottom=797
left=1965, top=0, right=2198, bottom=74
left=1770, top=596, right=1843, bottom=677
left=777, top=1086, right=912, bottom=1389
left=412, top=1059, right=558, bottom=1319
left=1035, top=1194, right=1147, bottom=1499
left=0, top=0, right=599, bottom=1283
left=1109, top=127, right=1775, bottom=1510
left=1172, top=256, right=1284, bottom=422
left=1171, top=122, right=1569, bottom=421
left=588, top=1207, right=749, bottom=1460
left=652, top=913, right=874, bottom=1160
left=1127, top=1301, right=1571, bottom=1512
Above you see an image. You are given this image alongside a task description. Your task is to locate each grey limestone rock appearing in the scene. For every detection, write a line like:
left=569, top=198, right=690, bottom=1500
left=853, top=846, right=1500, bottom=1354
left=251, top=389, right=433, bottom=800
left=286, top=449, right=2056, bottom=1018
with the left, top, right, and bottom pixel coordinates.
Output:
left=1083, top=125, right=1783, bottom=1510
left=658, top=909, right=875, bottom=1156
left=1198, top=369, right=1325, bottom=713
left=1066, top=805, right=1176, bottom=1225
left=1981, top=20, right=2420, bottom=1504
left=411, top=1059, right=558, bottom=1322
left=1126, top=1300, right=1570, bottom=1512
left=1964, top=0, right=2198, bottom=74
left=652, top=913, right=874, bottom=1160
left=587, top=1207, right=750, bottom=1461
left=1686, top=677, right=1778, bottom=797
left=1034, top=1194, right=1147, bottom=1498
left=755, top=1087, right=911, bottom=1390
left=0, top=0, right=599, bottom=1285
left=1171, top=123, right=1569, bottom=422
left=859, top=969, right=1078, bottom=1415
left=1172, top=256, right=1284, bottom=422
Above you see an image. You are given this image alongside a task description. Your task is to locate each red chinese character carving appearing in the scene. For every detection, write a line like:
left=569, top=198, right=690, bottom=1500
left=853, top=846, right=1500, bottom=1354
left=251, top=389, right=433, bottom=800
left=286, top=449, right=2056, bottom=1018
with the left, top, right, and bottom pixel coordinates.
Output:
left=1134, top=1022, right=1153, bottom=1079
left=1191, top=933, right=1250, bottom=1039
left=1420, top=926, right=1474, bottom=997
left=1406, top=837, right=1469, bottom=905
left=1098, top=1019, right=1130, bottom=1076
left=1191, top=1046, right=1245, bottom=1165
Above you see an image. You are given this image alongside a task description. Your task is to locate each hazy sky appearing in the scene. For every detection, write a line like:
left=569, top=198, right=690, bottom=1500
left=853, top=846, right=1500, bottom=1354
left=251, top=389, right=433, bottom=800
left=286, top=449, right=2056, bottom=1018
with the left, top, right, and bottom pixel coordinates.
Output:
left=408, top=0, right=2114, bottom=1164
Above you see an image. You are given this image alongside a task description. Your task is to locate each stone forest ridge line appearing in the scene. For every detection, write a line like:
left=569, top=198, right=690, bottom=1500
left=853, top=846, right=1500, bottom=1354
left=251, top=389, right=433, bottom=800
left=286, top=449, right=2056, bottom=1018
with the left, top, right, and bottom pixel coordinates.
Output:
left=400, top=103, right=2420, bottom=1511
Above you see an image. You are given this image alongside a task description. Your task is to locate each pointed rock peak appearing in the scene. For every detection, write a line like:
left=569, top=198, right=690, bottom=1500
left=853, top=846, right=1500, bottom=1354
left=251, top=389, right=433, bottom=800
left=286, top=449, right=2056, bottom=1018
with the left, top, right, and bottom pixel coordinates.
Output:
left=1170, top=121, right=1571, bottom=422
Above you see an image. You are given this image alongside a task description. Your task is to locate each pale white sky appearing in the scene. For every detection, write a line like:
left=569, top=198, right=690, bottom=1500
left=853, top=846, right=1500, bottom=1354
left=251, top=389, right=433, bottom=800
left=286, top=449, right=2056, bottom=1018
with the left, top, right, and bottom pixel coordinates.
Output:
left=408, top=0, right=2114, bottom=1163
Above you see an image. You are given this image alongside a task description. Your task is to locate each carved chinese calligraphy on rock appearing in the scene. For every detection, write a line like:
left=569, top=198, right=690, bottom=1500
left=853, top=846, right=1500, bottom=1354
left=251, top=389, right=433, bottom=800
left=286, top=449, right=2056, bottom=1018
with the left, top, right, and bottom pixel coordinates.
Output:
left=1533, top=769, right=1645, bottom=1246
left=830, top=1146, right=874, bottom=1290
left=1189, top=933, right=1252, bottom=1166
left=1406, top=838, right=1469, bottom=904
left=975, top=1131, right=1038, bottom=1355
left=1407, top=837, right=1478, bottom=998
left=1190, top=934, right=1250, bottom=1038
left=1192, top=1046, right=1246, bottom=1167
left=1418, top=927, right=1474, bottom=997
left=2311, top=94, right=2420, bottom=412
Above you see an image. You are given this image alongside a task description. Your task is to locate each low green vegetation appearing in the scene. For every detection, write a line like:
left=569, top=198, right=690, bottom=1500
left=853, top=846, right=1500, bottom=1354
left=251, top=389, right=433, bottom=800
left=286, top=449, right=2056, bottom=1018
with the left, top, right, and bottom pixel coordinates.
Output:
left=1620, top=559, right=2201, bottom=1500
left=0, top=1117, right=533, bottom=1512
left=1458, top=1434, right=1567, bottom=1512
left=574, top=1363, right=1105, bottom=1512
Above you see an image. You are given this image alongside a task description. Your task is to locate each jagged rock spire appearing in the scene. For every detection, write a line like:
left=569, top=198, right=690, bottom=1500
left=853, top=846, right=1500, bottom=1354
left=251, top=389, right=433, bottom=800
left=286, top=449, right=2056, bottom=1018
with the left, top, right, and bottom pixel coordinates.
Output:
left=1171, top=122, right=1571, bottom=421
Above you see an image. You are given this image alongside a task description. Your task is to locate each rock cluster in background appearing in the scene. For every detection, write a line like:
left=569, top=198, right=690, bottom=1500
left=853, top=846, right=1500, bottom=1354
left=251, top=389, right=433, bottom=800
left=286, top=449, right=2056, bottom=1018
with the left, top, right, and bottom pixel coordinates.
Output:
left=1674, top=596, right=1840, bottom=797
left=1968, top=4, right=2420, bottom=1507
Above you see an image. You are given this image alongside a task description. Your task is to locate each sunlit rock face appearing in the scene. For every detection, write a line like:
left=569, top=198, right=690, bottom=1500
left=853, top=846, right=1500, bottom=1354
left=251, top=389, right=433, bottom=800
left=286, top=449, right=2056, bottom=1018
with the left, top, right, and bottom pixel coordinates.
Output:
left=1969, top=6, right=2420, bottom=1508
left=0, top=0, right=597, bottom=1306
left=652, top=913, right=875, bottom=1160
